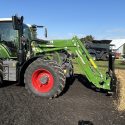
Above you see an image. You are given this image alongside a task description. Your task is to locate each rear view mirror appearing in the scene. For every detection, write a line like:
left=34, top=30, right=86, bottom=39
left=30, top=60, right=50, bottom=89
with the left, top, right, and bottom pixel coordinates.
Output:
left=31, top=25, right=48, bottom=38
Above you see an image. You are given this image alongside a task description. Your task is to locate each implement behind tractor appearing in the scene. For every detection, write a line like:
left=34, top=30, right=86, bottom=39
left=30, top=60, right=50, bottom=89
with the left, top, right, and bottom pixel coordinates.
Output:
left=0, top=15, right=116, bottom=98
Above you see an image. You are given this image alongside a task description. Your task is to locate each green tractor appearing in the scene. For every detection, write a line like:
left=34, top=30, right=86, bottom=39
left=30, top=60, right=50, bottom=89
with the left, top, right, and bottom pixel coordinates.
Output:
left=0, top=15, right=116, bottom=98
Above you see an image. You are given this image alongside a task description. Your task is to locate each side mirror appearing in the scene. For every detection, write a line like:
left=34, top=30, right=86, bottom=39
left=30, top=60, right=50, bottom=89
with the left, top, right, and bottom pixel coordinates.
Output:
left=31, top=25, right=47, bottom=38
left=12, top=15, right=23, bottom=30
left=45, top=28, right=47, bottom=38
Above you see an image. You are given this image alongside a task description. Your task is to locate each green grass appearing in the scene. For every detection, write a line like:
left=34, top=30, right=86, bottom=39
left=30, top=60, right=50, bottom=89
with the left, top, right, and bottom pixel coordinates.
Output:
left=96, top=60, right=125, bottom=69
left=73, top=59, right=125, bottom=74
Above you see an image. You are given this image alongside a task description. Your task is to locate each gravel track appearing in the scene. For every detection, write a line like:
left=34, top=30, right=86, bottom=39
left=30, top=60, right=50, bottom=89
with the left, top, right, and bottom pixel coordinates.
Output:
left=0, top=74, right=125, bottom=125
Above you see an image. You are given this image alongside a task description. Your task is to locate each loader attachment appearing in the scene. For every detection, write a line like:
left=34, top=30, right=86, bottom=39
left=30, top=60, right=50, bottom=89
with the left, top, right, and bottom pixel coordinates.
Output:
left=108, top=51, right=117, bottom=95
left=65, top=36, right=116, bottom=93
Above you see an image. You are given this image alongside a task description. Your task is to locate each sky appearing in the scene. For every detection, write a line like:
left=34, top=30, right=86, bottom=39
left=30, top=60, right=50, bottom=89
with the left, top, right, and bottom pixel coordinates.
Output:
left=1, top=0, right=125, bottom=40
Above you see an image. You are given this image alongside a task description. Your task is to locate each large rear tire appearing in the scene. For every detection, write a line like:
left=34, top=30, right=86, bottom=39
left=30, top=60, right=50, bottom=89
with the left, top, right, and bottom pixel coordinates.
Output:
left=24, top=58, right=66, bottom=98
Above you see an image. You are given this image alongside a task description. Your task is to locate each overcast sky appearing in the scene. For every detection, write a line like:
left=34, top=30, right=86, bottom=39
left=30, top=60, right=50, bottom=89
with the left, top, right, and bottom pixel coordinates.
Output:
left=1, top=0, right=125, bottom=39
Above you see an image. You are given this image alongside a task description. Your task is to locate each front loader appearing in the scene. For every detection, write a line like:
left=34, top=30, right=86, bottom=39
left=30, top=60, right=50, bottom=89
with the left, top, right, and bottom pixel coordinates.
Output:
left=0, top=15, right=116, bottom=98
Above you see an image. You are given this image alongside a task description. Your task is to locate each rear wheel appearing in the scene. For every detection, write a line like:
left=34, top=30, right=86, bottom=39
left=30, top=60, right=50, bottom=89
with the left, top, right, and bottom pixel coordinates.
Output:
left=24, top=58, right=66, bottom=98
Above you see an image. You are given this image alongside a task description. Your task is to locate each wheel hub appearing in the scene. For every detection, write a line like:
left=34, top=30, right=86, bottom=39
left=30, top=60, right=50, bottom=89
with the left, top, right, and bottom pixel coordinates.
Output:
left=40, top=76, right=49, bottom=85
left=32, top=68, right=54, bottom=93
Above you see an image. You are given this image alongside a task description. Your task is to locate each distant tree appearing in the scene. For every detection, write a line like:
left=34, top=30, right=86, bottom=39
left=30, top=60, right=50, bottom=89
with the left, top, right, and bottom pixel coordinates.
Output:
left=80, top=35, right=94, bottom=44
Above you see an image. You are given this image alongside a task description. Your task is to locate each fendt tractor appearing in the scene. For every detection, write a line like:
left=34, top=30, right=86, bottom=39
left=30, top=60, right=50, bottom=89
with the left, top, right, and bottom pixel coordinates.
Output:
left=0, top=15, right=116, bottom=98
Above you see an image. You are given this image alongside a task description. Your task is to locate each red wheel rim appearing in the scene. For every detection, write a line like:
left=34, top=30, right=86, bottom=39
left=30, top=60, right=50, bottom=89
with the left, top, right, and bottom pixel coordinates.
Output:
left=32, top=68, right=54, bottom=93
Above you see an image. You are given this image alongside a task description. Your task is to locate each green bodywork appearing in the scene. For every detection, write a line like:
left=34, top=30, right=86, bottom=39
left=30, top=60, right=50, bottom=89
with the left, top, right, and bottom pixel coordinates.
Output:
left=0, top=20, right=111, bottom=91
left=0, top=44, right=11, bottom=58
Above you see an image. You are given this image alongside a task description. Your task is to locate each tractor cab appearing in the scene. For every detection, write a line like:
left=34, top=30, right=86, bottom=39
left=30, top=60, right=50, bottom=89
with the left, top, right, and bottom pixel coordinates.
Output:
left=0, top=18, right=32, bottom=57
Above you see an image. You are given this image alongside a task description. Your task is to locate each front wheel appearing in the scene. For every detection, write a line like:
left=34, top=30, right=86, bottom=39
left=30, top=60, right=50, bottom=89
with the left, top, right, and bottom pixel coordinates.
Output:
left=24, top=58, right=66, bottom=98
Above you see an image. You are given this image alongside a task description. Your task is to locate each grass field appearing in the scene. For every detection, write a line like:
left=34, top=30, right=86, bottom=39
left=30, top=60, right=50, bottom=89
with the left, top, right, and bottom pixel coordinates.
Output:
left=96, top=60, right=125, bottom=69
left=73, top=59, right=125, bottom=74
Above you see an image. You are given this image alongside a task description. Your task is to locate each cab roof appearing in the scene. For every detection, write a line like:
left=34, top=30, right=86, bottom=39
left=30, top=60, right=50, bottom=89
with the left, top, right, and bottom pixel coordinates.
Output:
left=0, top=18, right=12, bottom=22
left=0, top=18, right=31, bottom=27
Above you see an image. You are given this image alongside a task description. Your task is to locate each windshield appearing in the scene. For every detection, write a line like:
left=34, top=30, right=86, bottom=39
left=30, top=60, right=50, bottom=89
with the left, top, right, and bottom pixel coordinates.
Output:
left=0, top=21, right=31, bottom=41
left=0, top=21, right=17, bottom=41
left=0, top=21, right=32, bottom=57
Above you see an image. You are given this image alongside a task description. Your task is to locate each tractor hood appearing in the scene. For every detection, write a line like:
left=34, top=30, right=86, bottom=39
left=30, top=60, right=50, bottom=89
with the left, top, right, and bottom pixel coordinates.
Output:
left=38, top=39, right=74, bottom=48
left=32, top=37, right=80, bottom=49
left=31, top=38, right=74, bottom=55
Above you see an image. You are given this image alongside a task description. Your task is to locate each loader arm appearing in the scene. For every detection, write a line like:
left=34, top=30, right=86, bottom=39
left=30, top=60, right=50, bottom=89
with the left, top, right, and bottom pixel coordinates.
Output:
left=69, top=36, right=111, bottom=90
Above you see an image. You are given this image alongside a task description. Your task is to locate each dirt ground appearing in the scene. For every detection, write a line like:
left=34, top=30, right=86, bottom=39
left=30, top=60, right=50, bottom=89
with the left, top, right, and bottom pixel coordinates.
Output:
left=0, top=70, right=125, bottom=125
left=115, top=69, right=125, bottom=111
